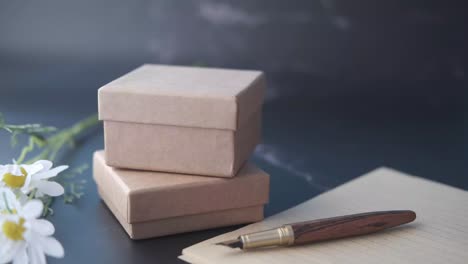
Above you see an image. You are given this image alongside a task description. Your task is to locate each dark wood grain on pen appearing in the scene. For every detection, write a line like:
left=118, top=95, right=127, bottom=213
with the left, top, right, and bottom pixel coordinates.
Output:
left=292, top=210, right=416, bottom=245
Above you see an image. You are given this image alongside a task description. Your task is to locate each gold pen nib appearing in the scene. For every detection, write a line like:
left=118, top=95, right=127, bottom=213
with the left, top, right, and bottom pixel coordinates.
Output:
left=215, top=238, right=243, bottom=249
left=215, top=226, right=295, bottom=250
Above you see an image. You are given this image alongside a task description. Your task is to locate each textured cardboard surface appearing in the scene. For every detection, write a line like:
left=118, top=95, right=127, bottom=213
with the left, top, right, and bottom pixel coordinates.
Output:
left=98, top=64, right=265, bottom=130
left=98, top=64, right=264, bottom=176
left=99, top=187, right=264, bottom=240
left=93, top=151, right=269, bottom=224
left=104, top=110, right=260, bottom=177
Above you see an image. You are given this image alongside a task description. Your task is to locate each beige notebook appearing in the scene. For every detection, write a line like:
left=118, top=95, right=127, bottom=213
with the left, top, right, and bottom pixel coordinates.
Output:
left=180, top=167, right=468, bottom=263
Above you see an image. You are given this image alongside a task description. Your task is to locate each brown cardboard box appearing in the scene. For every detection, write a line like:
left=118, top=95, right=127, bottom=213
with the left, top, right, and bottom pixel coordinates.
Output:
left=93, top=151, right=269, bottom=239
left=98, top=64, right=265, bottom=177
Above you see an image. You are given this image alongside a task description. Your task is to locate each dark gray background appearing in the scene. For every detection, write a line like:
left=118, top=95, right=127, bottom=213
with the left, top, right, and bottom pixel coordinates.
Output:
left=2, top=1, right=468, bottom=78
left=0, top=1, right=466, bottom=263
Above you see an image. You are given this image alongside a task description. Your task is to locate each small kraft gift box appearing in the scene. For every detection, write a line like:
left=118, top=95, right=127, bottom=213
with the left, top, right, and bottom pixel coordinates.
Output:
left=98, top=64, right=265, bottom=177
left=93, top=151, right=270, bottom=239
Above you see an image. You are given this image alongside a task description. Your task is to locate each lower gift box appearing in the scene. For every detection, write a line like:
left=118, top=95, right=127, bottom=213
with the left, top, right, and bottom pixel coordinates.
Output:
left=93, top=150, right=270, bottom=239
left=98, top=187, right=264, bottom=239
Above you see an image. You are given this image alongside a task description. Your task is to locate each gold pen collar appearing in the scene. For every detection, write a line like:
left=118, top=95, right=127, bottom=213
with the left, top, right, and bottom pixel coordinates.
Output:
left=239, top=225, right=294, bottom=249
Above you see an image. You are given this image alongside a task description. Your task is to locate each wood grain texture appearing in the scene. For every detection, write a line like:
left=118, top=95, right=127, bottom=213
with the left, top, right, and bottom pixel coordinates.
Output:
left=292, top=210, right=416, bottom=244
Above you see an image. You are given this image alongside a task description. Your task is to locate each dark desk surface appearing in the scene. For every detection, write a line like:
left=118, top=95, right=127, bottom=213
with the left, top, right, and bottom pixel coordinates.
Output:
left=0, top=62, right=466, bottom=263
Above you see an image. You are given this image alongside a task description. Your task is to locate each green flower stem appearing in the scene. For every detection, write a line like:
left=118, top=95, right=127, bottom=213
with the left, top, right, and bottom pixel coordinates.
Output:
left=28, top=189, right=37, bottom=200
left=2, top=192, right=13, bottom=214
left=42, top=196, right=53, bottom=216
left=21, top=114, right=99, bottom=164
left=15, top=136, right=46, bottom=165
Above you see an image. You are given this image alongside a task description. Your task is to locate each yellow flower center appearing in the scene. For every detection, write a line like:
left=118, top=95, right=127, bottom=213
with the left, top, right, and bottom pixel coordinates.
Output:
left=3, top=167, right=27, bottom=188
left=2, top=218, right=26, bottom=241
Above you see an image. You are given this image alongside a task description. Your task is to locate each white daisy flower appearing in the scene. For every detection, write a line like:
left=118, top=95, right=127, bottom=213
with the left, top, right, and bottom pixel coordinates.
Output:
left=0, top=189, right=64, bottom=264
left=0, top=160, right=68, bottom=198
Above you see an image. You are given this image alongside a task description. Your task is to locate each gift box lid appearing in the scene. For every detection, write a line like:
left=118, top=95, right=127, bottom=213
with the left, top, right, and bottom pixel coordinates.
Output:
left=93, top=151, right=270, bottom=223
left=98, top=64, right=265, bottom=130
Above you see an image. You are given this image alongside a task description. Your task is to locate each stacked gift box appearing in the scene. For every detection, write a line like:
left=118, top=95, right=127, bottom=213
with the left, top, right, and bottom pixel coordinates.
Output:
left=93, top=64, right=270, bottom=239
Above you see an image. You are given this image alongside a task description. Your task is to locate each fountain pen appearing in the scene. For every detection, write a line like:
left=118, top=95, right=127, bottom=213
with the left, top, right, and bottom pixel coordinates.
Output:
left=216, top=210, right=416, bottom=250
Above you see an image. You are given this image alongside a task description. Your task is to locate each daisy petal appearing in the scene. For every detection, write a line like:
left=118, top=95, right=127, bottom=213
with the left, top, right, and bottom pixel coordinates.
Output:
left=36, top=181, right=64, bottom=197
left=33, top=160, right=53, bottom=172
left=20, top=174, right=33, bottom=194
left=40, top=236, right=65, bottom=258
left=22, top=164, right=43, bottom=177
left=13, top=246, right=28, bottom=264
left=5, top=164, right=22, bottom=176
left=34, top=190, right=45, bottom=198
left=0, top=188, right=18, bottom=211
left=0, top=239, right=23, bottom=264
left=33, top=165, right=68, bottom=180
left=21, top=200, right=44, bottom=219
left=31, top=219, right=55, bottom=236
left=27, top=242, right=46, bottom=264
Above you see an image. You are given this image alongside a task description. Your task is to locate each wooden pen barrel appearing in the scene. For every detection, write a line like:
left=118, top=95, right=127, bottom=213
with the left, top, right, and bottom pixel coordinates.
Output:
left=291, top=210, right=416, bottom=245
